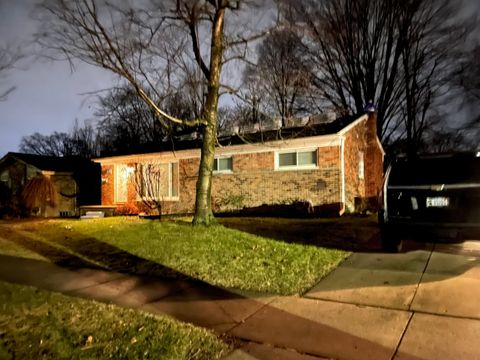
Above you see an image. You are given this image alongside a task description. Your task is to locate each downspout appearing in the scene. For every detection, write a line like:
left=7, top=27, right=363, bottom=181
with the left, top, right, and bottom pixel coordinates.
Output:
left=340, top=136, right=346, bottom=216
left=74, top=180, right=77, bottom=217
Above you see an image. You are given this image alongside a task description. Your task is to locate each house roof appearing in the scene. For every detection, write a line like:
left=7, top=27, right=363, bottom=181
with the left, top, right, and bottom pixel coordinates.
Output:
left=217, top=113, right=361, bottom=147
left=98, top=113, right=365, bottom=158
left=0, top=152, right=94, bottom=173
left=94, top=113, right=375, bottom=164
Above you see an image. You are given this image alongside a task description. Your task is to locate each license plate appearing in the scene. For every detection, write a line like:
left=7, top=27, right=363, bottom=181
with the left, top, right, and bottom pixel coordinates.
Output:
left=426, top=197, right=449, bottom=208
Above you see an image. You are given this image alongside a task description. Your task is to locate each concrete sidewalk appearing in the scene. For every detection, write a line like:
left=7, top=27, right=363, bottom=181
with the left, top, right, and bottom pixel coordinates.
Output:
left=306, top=243, right=480, bottom=360
left=1, top=241, right=480, bottom=360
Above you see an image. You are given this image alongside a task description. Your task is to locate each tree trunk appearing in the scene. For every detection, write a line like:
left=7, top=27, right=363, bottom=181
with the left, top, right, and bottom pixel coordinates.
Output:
left=192, top=6, right=225, bottom=226
left=193, top=119, right=217, bottom=225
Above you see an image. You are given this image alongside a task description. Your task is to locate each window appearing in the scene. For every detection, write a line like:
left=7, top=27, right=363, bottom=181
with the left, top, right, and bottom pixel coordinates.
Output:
left=213, top=157, right=233, bottom=173
left=277, top=149, right=317, bottom=170
left=115, top=164, right=128, bottom=203
left=0, top=170, right=9, bottom=185
left=358, top=151, right=365, bottom=180
left=136, top=162, right=179, bottom=200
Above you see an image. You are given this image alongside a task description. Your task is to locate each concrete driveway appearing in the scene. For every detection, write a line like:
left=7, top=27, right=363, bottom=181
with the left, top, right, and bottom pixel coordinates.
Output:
left=298, top=240, right=480, bottom=360
left=225, top=240, right=480, bottom=359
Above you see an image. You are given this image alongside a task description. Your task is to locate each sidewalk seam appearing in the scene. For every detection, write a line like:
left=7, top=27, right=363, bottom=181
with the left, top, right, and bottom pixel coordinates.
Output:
left=62, top=274, right=128, bottom=294
left=408, top=247, right=434, bottom=311
left=391, top=311, right=414, bottom=360
left=135, top=282, right=198, bottom=306
left=225, top=296, right=278, bottom=334
left=302, top=295, right=410, bottom=313
left=303, top=295, right=480, bottom=321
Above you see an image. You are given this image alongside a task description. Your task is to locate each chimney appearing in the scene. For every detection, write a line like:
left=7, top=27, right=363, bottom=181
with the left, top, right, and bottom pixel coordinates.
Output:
left=364, top=100, right=377, bottom=143
left=363, top=100, right=383, bottom=199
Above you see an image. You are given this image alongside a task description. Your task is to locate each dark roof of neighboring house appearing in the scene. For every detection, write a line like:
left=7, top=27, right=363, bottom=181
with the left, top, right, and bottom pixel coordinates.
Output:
left=1, top=152, right=95, bottom=172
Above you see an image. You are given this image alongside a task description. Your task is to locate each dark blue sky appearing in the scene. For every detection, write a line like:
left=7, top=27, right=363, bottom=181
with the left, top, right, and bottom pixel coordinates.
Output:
left=0, top=0, right=478, bottom=157
left=0, top=0, right=116, bottom=157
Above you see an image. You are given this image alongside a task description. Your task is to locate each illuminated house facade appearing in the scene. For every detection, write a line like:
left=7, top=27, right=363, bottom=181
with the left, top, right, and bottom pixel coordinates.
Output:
left=94, top=113, right=384, bottom=216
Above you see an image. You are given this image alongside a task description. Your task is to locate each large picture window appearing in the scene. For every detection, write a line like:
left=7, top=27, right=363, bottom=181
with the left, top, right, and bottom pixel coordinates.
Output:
left=213, top=157, right=233, bottom=173
left=277, top=149, right=317, bottom=170
left=135, top=162, right=179, bottom=200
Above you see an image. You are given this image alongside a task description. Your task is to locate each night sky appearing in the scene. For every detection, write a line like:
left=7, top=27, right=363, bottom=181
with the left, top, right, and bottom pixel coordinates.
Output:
left=0, top=0, right=478, bottom=157
left=0, top=0, right=116, bottom=157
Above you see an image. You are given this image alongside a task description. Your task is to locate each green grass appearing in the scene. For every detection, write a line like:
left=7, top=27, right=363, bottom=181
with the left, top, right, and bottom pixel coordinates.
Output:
left=1, top=217, right=349, bottom=295
left=219, top=216, right=380, bottom=252
left=0, top=236, right=47, bottom=261
left=0, top=281, right=230, bottom=360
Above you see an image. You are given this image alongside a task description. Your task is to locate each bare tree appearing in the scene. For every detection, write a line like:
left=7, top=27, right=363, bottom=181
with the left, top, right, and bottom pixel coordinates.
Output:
left=22, top=174, right=57, bottom=217
left=20, top=132, right=73, bottom=156
left=289, top=0, right=471, bottom=154
left=396, top=0, right=468, bottom=157
left=70, top=119, right=100, bottom=157
left=95, top=86, right=167, bottom=155
left=424, top=127, right=473, bottom=153
left=460, top=44, right=480, bottom=103
left=132, top=161, right=179, bottom=216
left=133, top=162, right=163, bottom=216
left=36, top=0, right=274, bottom=225
left=459, top=43, right=480, bottom=130
left=19, top=120, right=99, bottom=158
left=0, top=44, right=23, bottom=101
left=249, top=28, right=311, bottom=126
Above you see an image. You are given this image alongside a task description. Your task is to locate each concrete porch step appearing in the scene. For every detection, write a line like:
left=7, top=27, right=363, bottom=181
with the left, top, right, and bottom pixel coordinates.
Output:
left=85, top=211, right=105, bottom=216
left=80, top=211, right=105, bottom=220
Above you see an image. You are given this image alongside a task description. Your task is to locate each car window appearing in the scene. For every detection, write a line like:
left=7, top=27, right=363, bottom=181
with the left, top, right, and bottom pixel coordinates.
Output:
left=389, top=155, right=480, bottom=185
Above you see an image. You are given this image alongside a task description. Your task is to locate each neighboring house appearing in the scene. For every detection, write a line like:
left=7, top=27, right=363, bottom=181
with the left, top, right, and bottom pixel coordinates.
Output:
left=94, top=112, right=384, bottom=216
left=0, top=152, right=100, bottom=217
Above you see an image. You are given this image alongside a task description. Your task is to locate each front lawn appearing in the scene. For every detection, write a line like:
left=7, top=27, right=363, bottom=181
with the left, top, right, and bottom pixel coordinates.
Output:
left=219, top=216, right=380, bottom=251
left=1, top=217, right=349, bottom=295
left=0, top=281, right=230, bottom=360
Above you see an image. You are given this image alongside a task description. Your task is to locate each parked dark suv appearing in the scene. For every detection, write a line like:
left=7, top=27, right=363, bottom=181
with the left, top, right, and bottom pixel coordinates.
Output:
left=379, top=153, right=480, bottom=252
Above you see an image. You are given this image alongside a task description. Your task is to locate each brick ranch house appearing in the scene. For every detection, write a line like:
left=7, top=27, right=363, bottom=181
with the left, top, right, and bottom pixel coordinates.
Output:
left=93, top=112, right=384, bottom=216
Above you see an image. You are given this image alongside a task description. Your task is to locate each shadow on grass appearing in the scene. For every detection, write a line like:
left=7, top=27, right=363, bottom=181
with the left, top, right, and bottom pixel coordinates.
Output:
left=218, top=216, right=383, bottom=252
left=1, top=226, right=193, bottom=282
left=218, top=216, right=452, bottom=254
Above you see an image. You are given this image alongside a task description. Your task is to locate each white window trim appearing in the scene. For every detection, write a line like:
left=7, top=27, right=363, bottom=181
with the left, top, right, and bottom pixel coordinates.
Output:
left=114, top=164, right=128, bottom=203
left=138, top=194, right=180, bottom=202
left=358, top=151, right=365, bottom=180
left=213, top=156, right=233, bottom=174
left=274, top=148, right=319, bottom=171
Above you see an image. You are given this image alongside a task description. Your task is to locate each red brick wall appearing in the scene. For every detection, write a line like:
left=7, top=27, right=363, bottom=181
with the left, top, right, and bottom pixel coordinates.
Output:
left=365, top=114, right=384, bottom=199
left=98, top=120, right=383, bottom=216
left=343, top=114, right=384, bottom=212
left=343, top=122, right=367, bottom=211
left=99, top=146, right=343, bottom=215
left=101, top=165, right=114, bottom=205
left=211, top=148, right=341, bottom=212
left=233, top=152, right=274, bottom=171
